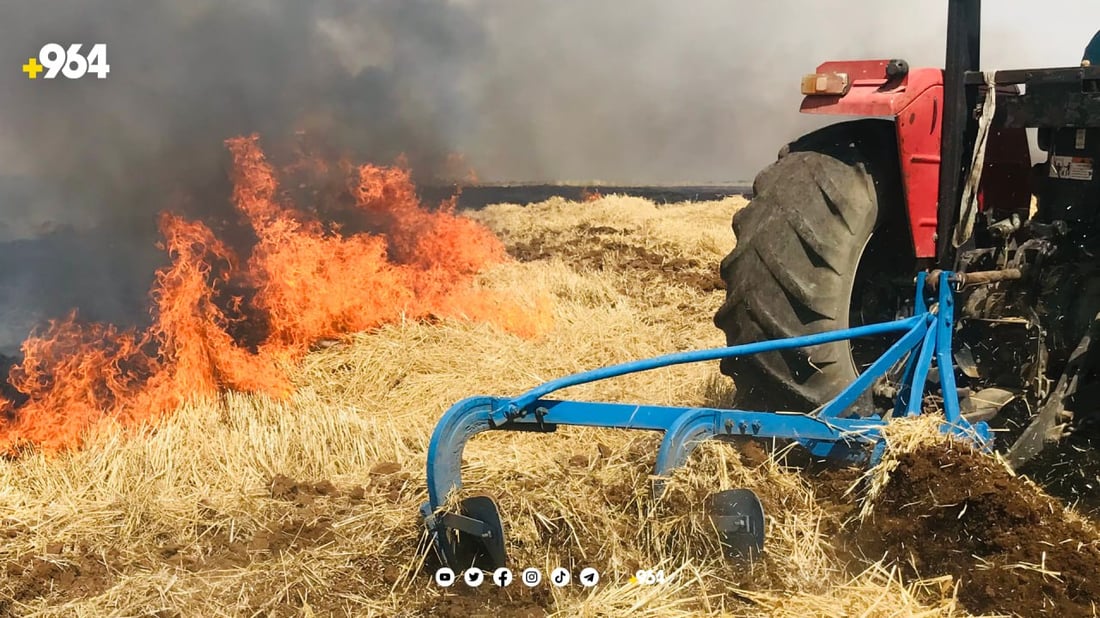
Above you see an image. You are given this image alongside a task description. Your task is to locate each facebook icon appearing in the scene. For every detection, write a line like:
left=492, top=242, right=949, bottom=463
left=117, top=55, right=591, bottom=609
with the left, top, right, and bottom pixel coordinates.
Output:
left=493, top=567, right=514, bottom=587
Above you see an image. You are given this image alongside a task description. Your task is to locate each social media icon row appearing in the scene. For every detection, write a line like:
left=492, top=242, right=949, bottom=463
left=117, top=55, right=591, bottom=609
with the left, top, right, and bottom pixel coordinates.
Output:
left=435, top=566, right=599, bottom=588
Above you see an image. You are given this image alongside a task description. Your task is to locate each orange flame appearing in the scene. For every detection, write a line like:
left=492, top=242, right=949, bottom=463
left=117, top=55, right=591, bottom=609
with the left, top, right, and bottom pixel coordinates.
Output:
left=442, top=152, right=479, bottom=185
left=581, top=188, right=604, bottom=203
left=0, top=135, right=550, bottom=453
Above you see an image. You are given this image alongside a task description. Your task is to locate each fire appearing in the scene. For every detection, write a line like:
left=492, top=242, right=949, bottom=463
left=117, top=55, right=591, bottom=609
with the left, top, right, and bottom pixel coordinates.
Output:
left=0, top=135, right=550, bottom=453
left=581, top=188, right=604, bottom=203
left=442, top=152, right=479, bottom=184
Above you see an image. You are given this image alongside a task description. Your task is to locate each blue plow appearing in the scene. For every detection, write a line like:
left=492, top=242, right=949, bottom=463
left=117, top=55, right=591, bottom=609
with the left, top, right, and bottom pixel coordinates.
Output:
left=420, top=271, right=991, bottom=570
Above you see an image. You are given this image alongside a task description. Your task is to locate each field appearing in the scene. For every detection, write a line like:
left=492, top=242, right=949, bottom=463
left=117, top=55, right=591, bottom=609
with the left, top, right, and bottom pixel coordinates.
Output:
left=2, top=187, right=1100, bottom=617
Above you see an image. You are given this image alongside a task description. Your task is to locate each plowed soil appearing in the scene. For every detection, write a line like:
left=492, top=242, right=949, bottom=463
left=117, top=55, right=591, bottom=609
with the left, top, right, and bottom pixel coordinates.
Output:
left=857, top=445, right=1100, bottom=616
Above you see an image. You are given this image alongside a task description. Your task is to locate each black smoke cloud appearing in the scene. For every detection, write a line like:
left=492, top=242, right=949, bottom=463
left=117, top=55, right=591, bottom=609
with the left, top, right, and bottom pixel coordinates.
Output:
left=1, top=0, right=1099, bottom=354
left=0, top=0, right=487, bottom=352
left=5, top=1, right=1100, bottom=226
left=7, top=1, right=1100, bottom=235
left=0, top=0, right=485, bottom=238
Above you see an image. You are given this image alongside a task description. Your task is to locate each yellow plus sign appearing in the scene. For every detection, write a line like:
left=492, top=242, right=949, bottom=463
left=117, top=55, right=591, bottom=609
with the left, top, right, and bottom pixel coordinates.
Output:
left=22, top=57, right=43, bottom=79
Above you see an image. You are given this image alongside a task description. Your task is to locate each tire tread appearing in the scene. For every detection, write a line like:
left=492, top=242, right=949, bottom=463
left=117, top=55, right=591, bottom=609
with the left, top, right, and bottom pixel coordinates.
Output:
left=714, top=119, right=901, bottom=412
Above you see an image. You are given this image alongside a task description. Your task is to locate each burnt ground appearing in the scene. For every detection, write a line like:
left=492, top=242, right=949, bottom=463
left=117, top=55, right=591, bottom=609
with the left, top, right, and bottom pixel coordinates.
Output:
left=0, top=184, right=744, bottom=363
left=853, top=444, right=1100, bottom=617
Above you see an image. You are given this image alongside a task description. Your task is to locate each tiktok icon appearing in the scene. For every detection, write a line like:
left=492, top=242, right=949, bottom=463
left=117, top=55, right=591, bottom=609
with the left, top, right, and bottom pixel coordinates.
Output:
left=550, top=567, right=571, bottom=587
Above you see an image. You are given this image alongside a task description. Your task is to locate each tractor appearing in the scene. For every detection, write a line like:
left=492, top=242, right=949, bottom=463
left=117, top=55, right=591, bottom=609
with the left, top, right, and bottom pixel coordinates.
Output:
left=715, top=0, right=1100, bottom=478
left=419, top=0, right=1100, bottom=569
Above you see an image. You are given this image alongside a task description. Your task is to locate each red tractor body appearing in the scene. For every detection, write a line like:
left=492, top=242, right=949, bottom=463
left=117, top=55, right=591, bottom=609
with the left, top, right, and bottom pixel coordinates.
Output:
left=715, top=0, right=1100, bottom=478
left=799, top=60, right=1032, bottom=259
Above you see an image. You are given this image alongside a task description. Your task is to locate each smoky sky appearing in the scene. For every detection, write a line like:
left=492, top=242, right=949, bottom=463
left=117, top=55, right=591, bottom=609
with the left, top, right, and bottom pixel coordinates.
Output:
left=0, top=0, right=1099, bottom=354
left=3, top=0, right=1100, bottom=221
left=0, top=0, right=486, bottom=241
left=459, top=1, right=1100, bottom=182
left=0, top=0, right=488, bottom=353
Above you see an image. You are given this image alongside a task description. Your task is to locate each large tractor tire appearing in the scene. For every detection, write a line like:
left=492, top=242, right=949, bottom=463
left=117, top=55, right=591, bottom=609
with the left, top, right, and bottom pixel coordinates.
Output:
left=714, top=119, right=909, bottom=414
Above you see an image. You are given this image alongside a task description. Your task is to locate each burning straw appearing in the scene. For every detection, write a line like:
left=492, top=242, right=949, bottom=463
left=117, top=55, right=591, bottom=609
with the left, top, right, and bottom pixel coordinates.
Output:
left=0, top=135, right=550, bottom=453
left=0, top=189, right=979, bottom=616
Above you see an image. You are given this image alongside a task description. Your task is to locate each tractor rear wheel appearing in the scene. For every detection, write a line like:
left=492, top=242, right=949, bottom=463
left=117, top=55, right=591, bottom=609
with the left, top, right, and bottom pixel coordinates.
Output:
left=714, top=119, right=910, bottom=414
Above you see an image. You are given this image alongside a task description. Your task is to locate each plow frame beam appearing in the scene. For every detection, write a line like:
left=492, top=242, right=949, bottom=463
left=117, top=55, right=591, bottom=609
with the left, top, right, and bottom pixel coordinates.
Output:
left=424, top=271, right=991, bottom=517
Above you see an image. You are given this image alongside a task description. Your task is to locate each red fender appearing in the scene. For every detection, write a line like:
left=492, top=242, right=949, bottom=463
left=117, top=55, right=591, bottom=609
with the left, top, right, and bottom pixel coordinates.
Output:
left=800, top=60, right=1030, bottom=259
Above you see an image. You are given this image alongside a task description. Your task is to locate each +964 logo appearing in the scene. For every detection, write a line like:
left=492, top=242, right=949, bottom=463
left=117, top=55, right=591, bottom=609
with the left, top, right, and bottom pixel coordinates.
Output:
left=23, top=44, right=110, bottom=80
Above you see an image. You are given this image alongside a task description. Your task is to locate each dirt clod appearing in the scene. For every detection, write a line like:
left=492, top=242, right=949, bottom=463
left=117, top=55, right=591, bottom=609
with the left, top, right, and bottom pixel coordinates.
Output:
left=2, top=551, right=115, bottom=606
left=250, top=518, right=333, bottom=555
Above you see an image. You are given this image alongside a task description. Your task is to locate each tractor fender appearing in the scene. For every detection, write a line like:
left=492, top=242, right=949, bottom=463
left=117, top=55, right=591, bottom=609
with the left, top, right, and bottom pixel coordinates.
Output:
left=799, top=60, right=1030, bottom=259
left=801, top=61, right=944, bottom=258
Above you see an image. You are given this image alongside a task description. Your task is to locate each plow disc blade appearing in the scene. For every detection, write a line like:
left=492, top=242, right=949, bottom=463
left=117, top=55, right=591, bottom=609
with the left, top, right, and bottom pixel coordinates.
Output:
left=709, top=488, right=765, bottom=558
left=436, top=494, right=508, bottom=570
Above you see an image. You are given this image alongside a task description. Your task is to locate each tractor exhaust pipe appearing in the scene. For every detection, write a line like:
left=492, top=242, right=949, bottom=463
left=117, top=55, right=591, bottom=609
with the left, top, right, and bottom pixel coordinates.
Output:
left=937, top=0, right=982, bottom=268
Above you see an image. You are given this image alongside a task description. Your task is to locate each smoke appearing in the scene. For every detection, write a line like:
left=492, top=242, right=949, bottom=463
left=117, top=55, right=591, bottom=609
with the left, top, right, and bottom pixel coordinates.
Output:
left=458, top=1, right=944, bottom=183
left=4, top=3, right=1100, bottom=210
left=457, top=1, right=1100, bottom=183
left=0, top=0, right=485, bottom=236
left=0, top=0, right=486, bottom=352
left=1, top=0, right=1099, bottom=353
